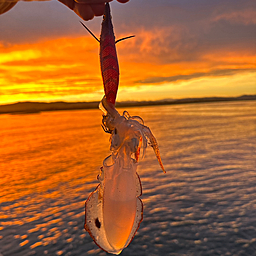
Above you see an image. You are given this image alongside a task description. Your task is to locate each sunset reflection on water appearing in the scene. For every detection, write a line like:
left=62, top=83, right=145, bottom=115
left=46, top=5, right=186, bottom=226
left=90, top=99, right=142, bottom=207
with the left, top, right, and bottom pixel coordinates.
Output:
left=0, top=109, right=108, bottom=201
left=0, top=101, right=256, bottom=256
left=0, top=109, right=110, bottom=254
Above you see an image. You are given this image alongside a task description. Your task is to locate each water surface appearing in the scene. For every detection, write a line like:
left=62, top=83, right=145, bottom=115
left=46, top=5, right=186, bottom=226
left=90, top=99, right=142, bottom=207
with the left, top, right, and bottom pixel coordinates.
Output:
left=0, top=101, right=255, bottom=255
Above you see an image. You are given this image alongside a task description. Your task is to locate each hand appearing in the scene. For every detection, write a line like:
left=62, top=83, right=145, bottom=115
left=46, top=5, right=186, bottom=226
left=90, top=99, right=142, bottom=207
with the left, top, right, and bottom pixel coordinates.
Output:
left=58, top=0, right=129, bottom=21
left=0, top=0, right=129, bottom=18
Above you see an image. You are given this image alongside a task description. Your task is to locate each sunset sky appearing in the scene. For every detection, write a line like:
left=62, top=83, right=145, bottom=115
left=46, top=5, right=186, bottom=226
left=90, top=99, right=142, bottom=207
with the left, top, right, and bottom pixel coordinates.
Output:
left=0, top=0, right=255, bottom=104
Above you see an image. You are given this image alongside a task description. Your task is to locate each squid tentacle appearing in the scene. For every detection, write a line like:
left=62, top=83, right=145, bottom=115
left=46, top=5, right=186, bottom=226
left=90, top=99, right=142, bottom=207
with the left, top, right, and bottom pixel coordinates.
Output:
left=142, top=126, right=166, bottom=173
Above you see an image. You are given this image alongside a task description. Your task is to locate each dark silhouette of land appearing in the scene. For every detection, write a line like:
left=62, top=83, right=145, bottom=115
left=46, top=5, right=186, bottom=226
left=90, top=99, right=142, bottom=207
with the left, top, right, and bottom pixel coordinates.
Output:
left=0, top=95, right=255, bottom=115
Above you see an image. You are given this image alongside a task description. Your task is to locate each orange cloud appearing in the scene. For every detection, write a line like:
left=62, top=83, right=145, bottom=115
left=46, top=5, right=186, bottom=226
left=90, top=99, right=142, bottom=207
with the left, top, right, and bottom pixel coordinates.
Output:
left=117, top=30, right=256, bottom=89
left=0, top=29, right=255, bottom=104
left=213, top=9, right=256, bottom=25
left=0, top=36, right=103, bottom=103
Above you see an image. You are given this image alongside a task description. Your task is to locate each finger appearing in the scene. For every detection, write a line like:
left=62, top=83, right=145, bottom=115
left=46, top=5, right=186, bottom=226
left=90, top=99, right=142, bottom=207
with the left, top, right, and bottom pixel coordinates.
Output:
left=0, top=1, right=18, bottom=15
left=74, top=0, right=111, bottom=3
left=74, top=3, right=95, bottom=20
left=58, top=0, right=75, bottom=10
left=90, top=3, right=106, bottom=16
left=117, top=0, right=129, bottom=3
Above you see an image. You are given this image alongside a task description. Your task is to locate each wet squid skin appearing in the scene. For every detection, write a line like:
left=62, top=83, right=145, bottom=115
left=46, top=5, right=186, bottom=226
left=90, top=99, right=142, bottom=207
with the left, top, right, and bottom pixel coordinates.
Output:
left=83, top=2, right=165, bottom=255
left=84, top=97, right=165, bottom=255
left=84, top=101, right=143, bottom=254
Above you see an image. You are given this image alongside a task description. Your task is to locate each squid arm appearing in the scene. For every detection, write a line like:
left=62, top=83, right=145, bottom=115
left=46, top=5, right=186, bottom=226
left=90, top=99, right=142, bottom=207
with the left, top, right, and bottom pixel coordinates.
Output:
left=142, top=125, right=166, bottom=173
left=85, top=97, right=165, bottom=254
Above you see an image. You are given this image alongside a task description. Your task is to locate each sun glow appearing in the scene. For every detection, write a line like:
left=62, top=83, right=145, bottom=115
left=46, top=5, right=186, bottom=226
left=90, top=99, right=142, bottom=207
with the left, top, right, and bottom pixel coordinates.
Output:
left=0, top=30, right=255, bottom=104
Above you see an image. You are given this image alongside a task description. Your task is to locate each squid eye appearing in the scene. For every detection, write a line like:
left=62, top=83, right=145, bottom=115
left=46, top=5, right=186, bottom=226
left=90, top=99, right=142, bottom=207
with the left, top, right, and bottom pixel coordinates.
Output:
left=129, top=138, right=139, bottom=152
left=111, top=129, right=120, bottom=149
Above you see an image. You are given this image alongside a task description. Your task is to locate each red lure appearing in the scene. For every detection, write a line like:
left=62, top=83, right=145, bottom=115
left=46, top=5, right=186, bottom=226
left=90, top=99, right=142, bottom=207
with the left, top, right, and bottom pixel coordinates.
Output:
left=100, top=3, right=119, bottom=105
left=80, top=3, right=134, bottom=105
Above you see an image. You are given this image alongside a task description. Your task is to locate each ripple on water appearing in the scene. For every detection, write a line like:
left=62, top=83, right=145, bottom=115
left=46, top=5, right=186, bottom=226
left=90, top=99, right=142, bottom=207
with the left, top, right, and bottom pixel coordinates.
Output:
left=0, top=102, right=256, bottom=255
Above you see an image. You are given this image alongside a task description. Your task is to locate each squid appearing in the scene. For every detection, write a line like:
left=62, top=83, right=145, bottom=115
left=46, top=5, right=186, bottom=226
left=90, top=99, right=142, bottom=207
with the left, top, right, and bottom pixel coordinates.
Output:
left=81, top=3, right=165, bottom=255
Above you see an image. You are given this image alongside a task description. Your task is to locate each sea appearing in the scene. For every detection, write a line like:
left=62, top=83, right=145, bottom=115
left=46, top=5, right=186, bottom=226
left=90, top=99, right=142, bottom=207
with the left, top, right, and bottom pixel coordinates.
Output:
left=0, top=101, right=255, bottom=256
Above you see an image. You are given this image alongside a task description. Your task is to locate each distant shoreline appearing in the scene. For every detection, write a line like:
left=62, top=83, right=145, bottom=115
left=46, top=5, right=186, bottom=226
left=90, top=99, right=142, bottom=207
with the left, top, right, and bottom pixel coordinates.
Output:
left=0, top=95, right=255, bottom=115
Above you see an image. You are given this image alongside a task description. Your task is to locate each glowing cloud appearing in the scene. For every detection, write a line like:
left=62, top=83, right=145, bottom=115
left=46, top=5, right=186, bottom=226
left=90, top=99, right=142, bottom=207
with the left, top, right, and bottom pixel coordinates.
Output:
left=0, top=0, right=255, bottom=104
